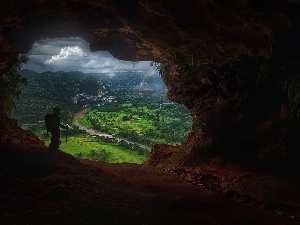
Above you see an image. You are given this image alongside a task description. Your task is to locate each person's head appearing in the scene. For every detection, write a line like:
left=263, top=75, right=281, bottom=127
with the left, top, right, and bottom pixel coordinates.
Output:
left=53, top=106, right=60, bottom=115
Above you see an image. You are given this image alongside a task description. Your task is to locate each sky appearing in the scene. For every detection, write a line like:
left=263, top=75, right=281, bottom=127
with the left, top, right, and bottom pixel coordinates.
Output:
left=22, top=37, right=159, bottom=76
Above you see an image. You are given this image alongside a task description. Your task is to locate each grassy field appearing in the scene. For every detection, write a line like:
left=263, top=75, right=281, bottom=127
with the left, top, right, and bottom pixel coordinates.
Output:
left=79, top=103, right=192, bottom=146
left=19, top=101, right=192, bottom=164
left=44, top=134, right=148, bottom=163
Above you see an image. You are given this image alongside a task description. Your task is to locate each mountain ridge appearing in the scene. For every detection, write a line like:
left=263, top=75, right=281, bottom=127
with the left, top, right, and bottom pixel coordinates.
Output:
left=84, top=71, right=165, bottom=92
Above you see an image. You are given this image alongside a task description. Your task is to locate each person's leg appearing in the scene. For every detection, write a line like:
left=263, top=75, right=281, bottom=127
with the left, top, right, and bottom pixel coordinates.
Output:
left=49, top=131, right=60, bottom=149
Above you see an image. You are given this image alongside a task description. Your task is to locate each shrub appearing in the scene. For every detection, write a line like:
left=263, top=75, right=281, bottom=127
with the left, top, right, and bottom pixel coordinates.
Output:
left=0, top=55, right=28, bottom=112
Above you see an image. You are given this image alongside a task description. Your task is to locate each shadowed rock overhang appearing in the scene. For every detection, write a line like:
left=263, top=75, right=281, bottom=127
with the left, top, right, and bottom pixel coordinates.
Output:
left=1, top=0, right=298, bottom=70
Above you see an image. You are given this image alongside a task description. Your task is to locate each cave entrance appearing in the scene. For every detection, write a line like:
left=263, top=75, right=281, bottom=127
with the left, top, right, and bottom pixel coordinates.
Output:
left=12, top=37, right=192, bottom=164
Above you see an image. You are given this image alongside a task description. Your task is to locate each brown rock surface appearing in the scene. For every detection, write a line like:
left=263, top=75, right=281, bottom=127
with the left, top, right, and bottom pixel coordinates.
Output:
left=0, top=145, right=299, bottom=225
left=0, top=111, right=45, bottom=148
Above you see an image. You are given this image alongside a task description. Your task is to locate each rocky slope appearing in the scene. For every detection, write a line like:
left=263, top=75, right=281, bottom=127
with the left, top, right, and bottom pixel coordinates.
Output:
left=0, top=143, right=299, bottom=225
left=0, top=111, right=45, bottom=148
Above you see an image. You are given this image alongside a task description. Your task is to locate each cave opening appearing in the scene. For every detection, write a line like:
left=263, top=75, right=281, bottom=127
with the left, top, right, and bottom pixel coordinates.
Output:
left=11, top=37, right=193, bottom=164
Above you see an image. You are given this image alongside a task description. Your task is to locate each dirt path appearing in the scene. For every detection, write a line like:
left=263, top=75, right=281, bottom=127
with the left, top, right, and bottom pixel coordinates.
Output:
left=71, top=108, right=86, bottom=127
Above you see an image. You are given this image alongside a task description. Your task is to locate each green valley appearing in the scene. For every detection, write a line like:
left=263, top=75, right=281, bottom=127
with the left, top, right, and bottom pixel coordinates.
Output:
left=12, top=70, right=192, bottom=163
left=79, top=102, right=192, bottom=146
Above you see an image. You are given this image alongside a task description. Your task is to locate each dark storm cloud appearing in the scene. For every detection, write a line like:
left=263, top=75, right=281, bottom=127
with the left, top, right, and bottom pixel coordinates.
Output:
left=22, top=37, right=159, bottom=76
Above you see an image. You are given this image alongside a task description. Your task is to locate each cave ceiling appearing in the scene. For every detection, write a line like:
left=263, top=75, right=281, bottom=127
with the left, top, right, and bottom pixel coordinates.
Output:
left=1, top=0, right=299, bottom=74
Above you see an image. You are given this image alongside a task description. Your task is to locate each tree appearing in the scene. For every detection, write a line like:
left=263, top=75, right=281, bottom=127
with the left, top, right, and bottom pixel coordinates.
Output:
left=0, top=55, right=28, bottom=113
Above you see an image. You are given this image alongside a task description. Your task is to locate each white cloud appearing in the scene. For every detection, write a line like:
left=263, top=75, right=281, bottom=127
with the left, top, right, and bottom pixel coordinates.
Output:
left=45, top=46, right=83, bottom=64
left=22, top=37, right=160, bottom=76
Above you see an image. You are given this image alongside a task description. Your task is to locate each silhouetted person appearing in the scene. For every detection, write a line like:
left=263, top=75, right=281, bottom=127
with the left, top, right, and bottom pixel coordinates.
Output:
left=48, top=106, right=68, bottom=149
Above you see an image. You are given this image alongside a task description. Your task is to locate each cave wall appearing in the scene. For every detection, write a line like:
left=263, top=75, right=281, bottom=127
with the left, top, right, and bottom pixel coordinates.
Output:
left=1, top=0, right=296, bottom=72
left=1, top=0, right=300, bottom=167
left=145, top=61, right=300, bottom=169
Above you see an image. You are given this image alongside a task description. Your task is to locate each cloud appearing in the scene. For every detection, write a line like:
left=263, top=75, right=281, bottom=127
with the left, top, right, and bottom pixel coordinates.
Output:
left=45, top=46, right=83, bottom=64
left=21, top=37, right=159, bottom=76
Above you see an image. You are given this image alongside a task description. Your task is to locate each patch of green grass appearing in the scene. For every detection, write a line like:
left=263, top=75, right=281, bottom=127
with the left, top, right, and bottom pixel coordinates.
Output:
left=121, top=103, right=132, bottom=107
left=47, top=134, right=147, bottom=163
left=79, top=103, right=192, bottom=146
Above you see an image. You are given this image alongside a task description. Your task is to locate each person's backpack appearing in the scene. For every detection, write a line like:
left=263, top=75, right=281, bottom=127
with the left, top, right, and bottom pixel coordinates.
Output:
left=45, top=113, right=55, bottom=133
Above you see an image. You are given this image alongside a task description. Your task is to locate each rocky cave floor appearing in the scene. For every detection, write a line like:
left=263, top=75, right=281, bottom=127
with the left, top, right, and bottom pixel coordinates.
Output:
left=0, top=145, right=299, bottom=225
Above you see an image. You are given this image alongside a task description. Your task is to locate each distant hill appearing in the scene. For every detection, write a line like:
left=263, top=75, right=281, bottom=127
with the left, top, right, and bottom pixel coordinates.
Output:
left=90, top=71, right=165, bottom=92
left=12, top=70, right=117, bottom=124
left=12, top=69, right=165, bottom=124
left=11, top=70, right=167, bottom=126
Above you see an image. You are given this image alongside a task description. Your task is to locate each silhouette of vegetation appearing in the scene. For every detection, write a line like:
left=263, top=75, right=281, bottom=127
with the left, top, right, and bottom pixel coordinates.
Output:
left=0, top=55, right=28, bottom=112
left=284, top=73, right=300, bottom=115
left=151, top=50, right=203, bottom=78
left=256, top=60, right=270, bottom=84
left=256, top=56, right=300, bottom=117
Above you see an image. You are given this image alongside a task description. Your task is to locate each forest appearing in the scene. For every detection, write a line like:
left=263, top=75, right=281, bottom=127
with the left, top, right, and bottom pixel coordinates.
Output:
left=12, top=70, right=192, bottom=163
left=79, top=102, right=192, bottom=146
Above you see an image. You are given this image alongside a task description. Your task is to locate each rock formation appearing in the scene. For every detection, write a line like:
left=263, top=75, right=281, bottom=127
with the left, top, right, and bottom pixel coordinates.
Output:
left=1, top=0, right=300, bottom=171
left=0, top=110, right=45, bottom=148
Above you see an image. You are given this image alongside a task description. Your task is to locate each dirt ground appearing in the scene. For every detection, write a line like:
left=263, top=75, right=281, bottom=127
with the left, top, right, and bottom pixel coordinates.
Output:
left=0, top=145, right=299, bottom=225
